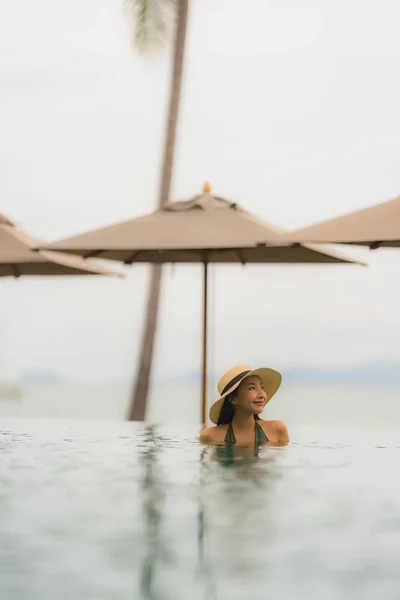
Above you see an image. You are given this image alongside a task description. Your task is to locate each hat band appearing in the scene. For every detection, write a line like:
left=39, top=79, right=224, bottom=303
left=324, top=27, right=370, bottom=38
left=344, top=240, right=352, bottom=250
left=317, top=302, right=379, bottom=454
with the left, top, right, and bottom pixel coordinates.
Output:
left=221, top=370, right=251, bottom=396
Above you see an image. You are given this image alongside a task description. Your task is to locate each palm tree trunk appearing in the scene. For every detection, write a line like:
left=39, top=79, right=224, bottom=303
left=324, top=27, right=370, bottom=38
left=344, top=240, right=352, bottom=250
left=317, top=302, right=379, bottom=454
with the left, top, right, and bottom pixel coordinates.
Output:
left=127, top=0, right=189, bottom=421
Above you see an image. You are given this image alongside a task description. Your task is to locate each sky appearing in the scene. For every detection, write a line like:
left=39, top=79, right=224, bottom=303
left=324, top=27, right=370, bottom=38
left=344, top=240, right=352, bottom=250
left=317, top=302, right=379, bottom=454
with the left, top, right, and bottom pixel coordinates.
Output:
left=1, top=0, right=400, bottom=382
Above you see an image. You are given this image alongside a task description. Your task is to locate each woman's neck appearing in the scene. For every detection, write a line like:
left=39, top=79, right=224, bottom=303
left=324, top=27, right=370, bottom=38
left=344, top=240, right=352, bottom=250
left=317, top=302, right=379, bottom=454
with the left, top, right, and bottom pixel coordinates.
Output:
left=231, top=411, right=256, bottom=430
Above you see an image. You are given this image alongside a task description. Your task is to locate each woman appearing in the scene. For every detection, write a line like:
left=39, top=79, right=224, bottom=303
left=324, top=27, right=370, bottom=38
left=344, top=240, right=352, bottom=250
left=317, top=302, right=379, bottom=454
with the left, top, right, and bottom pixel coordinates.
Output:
left=200, top=364, right=289, bottom=446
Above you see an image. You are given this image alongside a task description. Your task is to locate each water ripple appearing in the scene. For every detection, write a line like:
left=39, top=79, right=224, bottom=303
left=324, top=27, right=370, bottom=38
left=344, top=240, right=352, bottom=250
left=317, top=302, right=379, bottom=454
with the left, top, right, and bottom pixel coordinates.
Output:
left=0, top=420, right=399, bottom=599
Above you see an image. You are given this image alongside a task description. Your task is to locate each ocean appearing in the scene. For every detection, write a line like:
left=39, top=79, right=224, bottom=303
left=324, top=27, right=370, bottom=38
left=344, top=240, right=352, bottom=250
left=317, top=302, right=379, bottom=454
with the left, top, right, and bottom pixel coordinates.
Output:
left=0, top=381, right=400, bottom=599
left=1, top=379, right=399, bottom=430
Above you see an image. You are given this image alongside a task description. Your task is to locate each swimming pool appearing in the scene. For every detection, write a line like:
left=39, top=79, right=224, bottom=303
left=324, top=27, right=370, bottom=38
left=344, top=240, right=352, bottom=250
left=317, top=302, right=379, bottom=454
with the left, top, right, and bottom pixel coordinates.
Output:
left=0, top=418, right=399, bottom=599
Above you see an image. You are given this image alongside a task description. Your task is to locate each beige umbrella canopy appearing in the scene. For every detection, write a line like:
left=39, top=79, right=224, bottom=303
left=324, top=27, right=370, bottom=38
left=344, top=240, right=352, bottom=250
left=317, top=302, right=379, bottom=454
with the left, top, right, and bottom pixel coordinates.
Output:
left=42, top=184, right=361, bottom=423
left=43, top=185, right=361, bottom=263
left=274, top=195, right=400, bottom=248
left=0, top=213, right=122, bottom=278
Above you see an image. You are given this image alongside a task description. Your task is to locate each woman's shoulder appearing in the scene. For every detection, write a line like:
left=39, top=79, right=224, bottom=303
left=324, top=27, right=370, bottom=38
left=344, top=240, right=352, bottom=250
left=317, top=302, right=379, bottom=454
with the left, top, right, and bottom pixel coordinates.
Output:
left=199, top=424, right=228, bottom=443
left=259, top=419, right=290, bottom=443
left=259, top=418, right=287, bottom=430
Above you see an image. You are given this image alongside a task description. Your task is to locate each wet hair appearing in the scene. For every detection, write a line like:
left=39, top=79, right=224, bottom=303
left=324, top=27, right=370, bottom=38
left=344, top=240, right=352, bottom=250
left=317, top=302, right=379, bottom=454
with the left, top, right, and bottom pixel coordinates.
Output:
left=217, top=389, right=261, bottom=426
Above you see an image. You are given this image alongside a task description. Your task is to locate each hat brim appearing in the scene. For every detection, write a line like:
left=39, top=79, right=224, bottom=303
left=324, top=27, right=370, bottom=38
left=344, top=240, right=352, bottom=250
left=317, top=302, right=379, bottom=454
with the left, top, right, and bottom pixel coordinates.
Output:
left=209, top=367, right=282, bottom=425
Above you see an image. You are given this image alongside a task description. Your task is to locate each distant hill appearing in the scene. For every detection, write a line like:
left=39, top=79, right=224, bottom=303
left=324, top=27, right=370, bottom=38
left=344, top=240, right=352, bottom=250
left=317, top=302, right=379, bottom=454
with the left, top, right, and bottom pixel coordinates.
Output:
left=168, top=362, right=400, bottom=386
left=19, top=370, right=63, bottom=383
left=283, top=362, right=400, bottom=385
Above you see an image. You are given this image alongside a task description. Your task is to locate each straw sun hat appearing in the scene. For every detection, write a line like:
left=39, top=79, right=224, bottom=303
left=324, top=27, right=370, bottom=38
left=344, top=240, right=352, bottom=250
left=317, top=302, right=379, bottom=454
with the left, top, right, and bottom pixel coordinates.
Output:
left=209, top=364, right=282, bottom=425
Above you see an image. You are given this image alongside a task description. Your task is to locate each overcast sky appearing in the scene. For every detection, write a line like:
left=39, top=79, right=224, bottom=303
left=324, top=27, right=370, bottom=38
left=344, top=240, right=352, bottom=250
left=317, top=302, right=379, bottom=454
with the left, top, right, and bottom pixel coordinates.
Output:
left=1, top=0, right=400, bottom=382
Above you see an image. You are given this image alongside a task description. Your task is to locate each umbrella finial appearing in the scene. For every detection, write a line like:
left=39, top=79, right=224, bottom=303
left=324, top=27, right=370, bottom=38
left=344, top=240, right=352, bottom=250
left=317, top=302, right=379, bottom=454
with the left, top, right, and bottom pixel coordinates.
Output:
left=203, top=181, right=211, bottom=194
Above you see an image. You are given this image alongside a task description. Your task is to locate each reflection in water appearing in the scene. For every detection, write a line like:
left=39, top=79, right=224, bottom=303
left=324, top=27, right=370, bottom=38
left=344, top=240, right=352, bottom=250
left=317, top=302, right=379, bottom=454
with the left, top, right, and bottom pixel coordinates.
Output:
left=197, top=443, right=282, bottom=599
left=138, top=437, right=281, bottom=599
left=197, top=448, right=218, bottom=600
left=210, top=442, right=280, bottom=485
left=2, top=422, right=400, bottom=600
left=139, top=425, right=175, bottom=600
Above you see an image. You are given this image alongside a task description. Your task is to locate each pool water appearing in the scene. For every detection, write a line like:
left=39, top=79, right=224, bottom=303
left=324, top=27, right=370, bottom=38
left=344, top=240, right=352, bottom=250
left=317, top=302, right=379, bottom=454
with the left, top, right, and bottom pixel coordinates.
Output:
left=1, top=418, right=400, bottom=599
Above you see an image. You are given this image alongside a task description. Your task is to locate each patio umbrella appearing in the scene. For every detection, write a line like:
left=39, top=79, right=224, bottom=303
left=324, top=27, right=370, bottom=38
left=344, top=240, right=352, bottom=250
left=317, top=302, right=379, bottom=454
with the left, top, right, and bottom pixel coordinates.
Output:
left=41, top=184, right=362, bottom=423
left=0, top=213, right=122, bottom=277
left=273, top=195, right=400, bottom=248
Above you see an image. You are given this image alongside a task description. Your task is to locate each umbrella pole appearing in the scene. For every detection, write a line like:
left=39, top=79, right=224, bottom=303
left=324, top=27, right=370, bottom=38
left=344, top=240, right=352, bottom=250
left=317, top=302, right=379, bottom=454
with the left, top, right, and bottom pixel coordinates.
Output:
left=201, top=261, right=208, bottom=425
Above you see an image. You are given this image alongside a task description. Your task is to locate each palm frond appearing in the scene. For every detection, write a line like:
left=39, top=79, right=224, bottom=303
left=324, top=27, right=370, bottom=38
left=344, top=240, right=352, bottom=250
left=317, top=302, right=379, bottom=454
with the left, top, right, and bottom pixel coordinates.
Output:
left=124, top=0, right=178, bottom=53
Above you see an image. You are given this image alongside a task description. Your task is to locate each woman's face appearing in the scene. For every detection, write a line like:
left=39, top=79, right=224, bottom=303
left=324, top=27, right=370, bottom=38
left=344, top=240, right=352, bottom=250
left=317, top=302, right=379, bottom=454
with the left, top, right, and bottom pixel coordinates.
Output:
left=232, top=375, right=267, bottom=416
